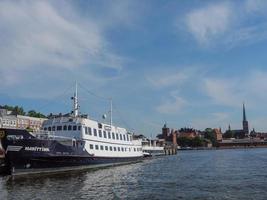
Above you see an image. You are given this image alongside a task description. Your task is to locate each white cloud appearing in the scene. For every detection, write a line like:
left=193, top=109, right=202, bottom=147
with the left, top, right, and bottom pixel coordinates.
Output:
left=245, top=0, right=267, bottom=13
left=147, top=72, right=188, bottom=88
left=190, top=112, right=233, bottom=131
left=0, top=0, right=130, bottom=98
left=156, top=96, right=187, bottom=114
left=203, top=78, right=243, bottom=107
left=203, top=70, right=267, bottom=108
left=0, top=1, right=104, bottom=70
left=185, top=2, right=232, bottom=45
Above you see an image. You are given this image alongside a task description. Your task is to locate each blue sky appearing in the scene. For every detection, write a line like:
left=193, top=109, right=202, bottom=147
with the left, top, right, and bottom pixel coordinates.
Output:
left=1, top=0, right=267, bottom=136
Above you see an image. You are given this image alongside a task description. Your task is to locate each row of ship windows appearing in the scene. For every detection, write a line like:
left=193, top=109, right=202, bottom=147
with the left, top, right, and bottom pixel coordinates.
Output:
left=44, top=125, right=81, bottom=132
left=43, top=125, right=132, bottom=141
left=89, top=144, right=141, bottom=152
left=84, top=127, right=132, bottom=141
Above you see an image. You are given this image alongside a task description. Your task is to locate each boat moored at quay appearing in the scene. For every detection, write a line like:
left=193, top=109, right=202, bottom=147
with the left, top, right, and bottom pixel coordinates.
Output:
left=3, top=85, right=143, bottom=176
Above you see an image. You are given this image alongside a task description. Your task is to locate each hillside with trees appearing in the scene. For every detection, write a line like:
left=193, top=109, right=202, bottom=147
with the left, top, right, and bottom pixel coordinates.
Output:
left=0, top=105, right=46, bottom=118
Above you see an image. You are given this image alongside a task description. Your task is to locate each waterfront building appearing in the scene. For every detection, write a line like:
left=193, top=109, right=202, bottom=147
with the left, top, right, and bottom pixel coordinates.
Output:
left=0, top=108, right=46, bottom=130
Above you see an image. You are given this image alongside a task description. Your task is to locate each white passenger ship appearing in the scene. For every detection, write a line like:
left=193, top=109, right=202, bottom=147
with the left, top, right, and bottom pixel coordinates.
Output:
left=4, top=84, right=143, bottom=176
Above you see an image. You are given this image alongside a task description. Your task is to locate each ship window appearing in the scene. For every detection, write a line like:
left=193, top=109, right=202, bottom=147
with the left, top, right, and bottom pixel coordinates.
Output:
left=68, top=125, right=72, bottom=130
left=100, top=145, right=104, bottom=150
left=109, top=146, right=112, bottom=151
left=95, top=145, right=99, bottom=150
left=90, top=144, right=94, bottom=149
left=108, top=132, right=111, bottom=139
left=94, top=129, right=97, bottom=136
left=119, top=134, right=122, bottom=140
left=103, top=131, right=107, bottom=138
left=57, top=126, right=62, bottom=131
left=88, top=127, right=92, bottom=135
left=116, top=133, right=119, bottom=140
left=52, top=126, right=55, bottom=131
left=99, top=130, right=102, bottom=137
left=63, top=125, right=67, bottom=131
left=73, top=125, right=77, bottom=131
left=123, top=135, right=126, bottom=141
left=78, top=126, right=81, bottom=131
left=113, top=147, right=116, bottom=151
left=48, top=127, right=51, bottom=131
left=118, top=147, right=120, bottom=151
left=105, top=146, right=108, bottom=151
left=127, top=135, right=129, bottom=141
left=112, top=132, right=115, bottom=139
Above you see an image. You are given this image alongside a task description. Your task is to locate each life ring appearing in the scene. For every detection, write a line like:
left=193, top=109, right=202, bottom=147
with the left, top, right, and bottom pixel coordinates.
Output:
left=0, top=131, right=5, bottom=139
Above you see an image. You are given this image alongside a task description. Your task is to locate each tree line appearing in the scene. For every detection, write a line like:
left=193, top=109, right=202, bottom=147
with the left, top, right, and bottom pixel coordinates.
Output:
left=0, top=105, right=46, bottom=118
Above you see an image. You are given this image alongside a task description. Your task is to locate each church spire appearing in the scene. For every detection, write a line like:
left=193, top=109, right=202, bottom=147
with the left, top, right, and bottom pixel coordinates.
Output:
left=242, top=102, right=249, bottom=136
left=243, top=103, right=247, bottom=122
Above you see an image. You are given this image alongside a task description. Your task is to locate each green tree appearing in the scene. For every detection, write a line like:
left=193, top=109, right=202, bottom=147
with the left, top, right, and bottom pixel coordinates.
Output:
left=27, top=110, right=46, bottom=118
left=204, top=128, right=217, bottom=146
left=191, top=136, right=204, bottom=147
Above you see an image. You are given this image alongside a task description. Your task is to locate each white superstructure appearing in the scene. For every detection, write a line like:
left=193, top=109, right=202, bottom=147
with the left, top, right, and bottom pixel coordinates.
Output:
left=42, top=84, right=143, bottom=158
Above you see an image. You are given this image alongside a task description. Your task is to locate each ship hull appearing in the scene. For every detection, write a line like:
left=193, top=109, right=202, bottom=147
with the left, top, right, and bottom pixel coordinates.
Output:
left=6, top=138, right=143, bottom=176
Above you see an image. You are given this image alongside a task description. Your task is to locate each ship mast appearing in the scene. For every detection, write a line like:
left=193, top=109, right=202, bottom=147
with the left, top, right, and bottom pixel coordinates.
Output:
left=73, top=82, right=79, bottom=117
left=110, top=98, right=113, bottom=127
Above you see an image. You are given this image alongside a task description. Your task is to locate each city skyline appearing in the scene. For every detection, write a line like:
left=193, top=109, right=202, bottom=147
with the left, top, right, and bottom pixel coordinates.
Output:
left=2, top=0, right=267, bottom=136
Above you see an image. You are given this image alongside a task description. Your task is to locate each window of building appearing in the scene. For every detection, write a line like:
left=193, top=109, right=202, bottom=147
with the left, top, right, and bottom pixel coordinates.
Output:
left=109, top=146, right=113, bottom=151
left=118, top=147, right=120, bottom=151
left=112, top=132, right=115, bottom=139
left=95, top=145, right=99, bottom=150
left=108, top=132, right=111, bottom=139
left=73, top=125, right=77, bottom=131
left=57, top=126, right=62, bottom=131
left=63, top=125, right=67, bottom=131
left=48, top=127, right=51, bottom=131
left=127, top=135, right=129, bottom=141
left=119, top=134, right=122, bottom=140
left=122, top=147, right=124, bottom=152
left=78, top=126, right=81, bottom=131
left=94, top=129, right=97, bottom=136
left=99, top=130, right=102, bottom=137
left=52, top=126, right=55, bottom=131
left=44, top=127, right=47, bottom=131
left=116, top=133, right=119, bottom=140
left=100, top=145, right=104, bottom=150
left=103, top=131, right=107, bottom=138
left=134, top=148, right=136, bottom=152
left=105, top=146, right=108, bottom=151
left=123, top=135, right=126, bottom=141
left=90, top=144, right=94, bottom=149
left=68, top=125, right=72, bottom=131
left=88, top=127, right=92, bottom=135
left=85, top=127, right=88, bottom=134
left=113, top=147, right=117, bottom=151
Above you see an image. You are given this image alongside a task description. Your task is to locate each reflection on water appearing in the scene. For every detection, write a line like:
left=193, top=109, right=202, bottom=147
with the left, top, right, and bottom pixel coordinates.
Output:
left=1, top=149, right=267, bottom=199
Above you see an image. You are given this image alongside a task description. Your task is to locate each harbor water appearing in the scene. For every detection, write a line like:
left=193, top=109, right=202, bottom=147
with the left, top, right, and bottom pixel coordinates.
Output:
left=1, top=148, right=267, bottom=199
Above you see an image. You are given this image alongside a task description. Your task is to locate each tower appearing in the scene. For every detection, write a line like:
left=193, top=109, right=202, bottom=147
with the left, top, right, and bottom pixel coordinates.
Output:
left=162, top=123, right=170, bottom=140
left=242, top=103, right=249, bottom=136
